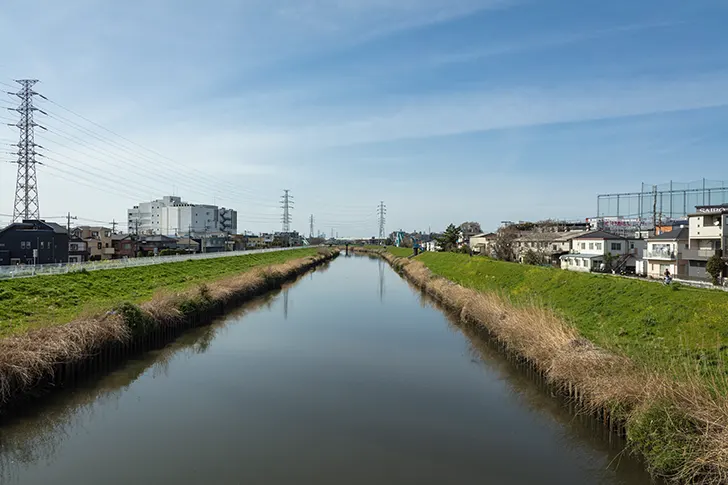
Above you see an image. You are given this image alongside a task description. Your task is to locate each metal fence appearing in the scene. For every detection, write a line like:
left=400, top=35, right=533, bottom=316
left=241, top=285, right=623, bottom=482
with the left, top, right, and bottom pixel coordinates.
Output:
left=596, top=179, right=728, bottom=221
left=0, top=246, right=320, bottom=280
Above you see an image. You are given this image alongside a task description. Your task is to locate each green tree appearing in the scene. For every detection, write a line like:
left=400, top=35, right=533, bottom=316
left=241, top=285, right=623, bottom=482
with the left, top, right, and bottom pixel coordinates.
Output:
left=522, top=249, right=546, bottom=266
left=437, top=224, right=461, bottom=252
left=706, top=253, right=725, bottom=285
left=603, top=252, right=615, bottom=273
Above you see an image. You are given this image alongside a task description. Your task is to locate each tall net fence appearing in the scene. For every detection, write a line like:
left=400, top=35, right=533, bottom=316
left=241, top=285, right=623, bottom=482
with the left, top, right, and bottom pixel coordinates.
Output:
left=596, top=179, right=728, bottom=223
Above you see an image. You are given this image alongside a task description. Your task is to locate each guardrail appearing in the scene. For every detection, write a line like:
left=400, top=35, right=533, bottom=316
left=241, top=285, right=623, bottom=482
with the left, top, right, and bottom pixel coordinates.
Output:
left=0, top=246, right=320, bottom=280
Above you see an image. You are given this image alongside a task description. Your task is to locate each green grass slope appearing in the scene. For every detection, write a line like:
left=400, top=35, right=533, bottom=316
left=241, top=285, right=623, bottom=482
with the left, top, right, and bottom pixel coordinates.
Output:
left=0, top=248, right=318, bottom=335
left=412, top=252, right=728, bottom=370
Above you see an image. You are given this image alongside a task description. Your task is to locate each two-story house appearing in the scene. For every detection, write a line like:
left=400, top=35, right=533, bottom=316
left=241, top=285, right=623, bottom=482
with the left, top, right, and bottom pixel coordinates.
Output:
left=68, top=236, right=88, bottom=263
left=686, top=204, right=728, bottom=279
left=643, top=227, right=689, bottom=279
left=112, top=234, right=138, bottom=259
left=0, top=220, right=69, bottom=265
left=560, top=231, right=644, bottom=273
left=74, top=226, right=115, bottom=261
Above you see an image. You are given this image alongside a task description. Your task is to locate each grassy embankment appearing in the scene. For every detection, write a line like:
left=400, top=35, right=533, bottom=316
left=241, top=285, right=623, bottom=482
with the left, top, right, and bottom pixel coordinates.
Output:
left=374, top=248, right=728, bottom=483
left=414, top=251, right=728, bottom=371
left=0, top=248, right=337, bottom=408
left=0, top=248, right=319, bottom=336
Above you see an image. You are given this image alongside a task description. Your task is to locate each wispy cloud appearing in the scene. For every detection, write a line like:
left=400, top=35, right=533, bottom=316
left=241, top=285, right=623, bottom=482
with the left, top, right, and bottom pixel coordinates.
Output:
left=428, top=21, right=682, bottom=66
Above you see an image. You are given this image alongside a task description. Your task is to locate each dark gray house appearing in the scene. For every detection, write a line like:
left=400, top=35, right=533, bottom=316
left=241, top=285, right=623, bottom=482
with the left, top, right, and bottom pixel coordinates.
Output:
left=0, top=220, right=69, bottom=266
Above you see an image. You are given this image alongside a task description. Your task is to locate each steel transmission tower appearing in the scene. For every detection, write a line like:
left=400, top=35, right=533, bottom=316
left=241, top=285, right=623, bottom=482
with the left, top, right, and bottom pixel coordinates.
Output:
left=309, top=214, right=314, bottom=238
left=8, top=80, right=46, bottom=222
left=280, top=189, right=293, bottom=232
left=377, top=201, right=387, bottom=239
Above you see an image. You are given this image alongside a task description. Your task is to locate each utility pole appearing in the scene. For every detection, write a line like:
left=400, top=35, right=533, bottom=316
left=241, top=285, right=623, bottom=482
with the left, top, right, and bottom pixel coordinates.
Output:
left=331, top=228, right=334, bottom=239
left=8, top=80, right=46, bottom=222
left=110, top=219, right=118, bottom=234
left=377, top=201, right=387, bottom=240
left=280, top=189, right=293, bottom=233
left=309, top=214, right=314, bottom=238
left=66, top=212, right=77, bottom=234
left=652, top=185, right=658, bottom=235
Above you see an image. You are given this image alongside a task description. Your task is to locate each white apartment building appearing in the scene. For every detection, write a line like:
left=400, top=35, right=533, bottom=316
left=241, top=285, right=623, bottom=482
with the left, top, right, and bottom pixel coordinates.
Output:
left=686, top=204, right=728, bottom=279
left=128, top=196, right=237, bottom=236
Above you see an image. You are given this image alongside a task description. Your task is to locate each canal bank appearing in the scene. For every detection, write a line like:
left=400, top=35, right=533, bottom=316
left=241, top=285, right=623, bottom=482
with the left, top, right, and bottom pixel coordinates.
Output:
left=0, top=248, right=338, bottom=413
left=0, top=254, right=652, bottom=484
left=357, top=247, right=727, bottom=484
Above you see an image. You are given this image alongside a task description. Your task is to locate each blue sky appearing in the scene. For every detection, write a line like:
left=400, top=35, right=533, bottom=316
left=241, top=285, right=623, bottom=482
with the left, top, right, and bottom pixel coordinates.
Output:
left=0, top=0, right=727, bottom=236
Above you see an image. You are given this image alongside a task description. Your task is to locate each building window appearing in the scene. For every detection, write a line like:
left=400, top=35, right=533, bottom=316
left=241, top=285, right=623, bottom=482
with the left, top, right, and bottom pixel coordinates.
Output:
left=630, top=242, right=635, bottom=249
left=40, top=241, right=45, bottom=249
left=70, top=244, right=78, bottom=251
left=611, top=242, right=621, bottom=251
left=595, top=243, right=602, bottom=250
left=97, top=242, right=102, bottom=250
left=588, top=243, right=594, bottom=250
left=92, top=231, right=99, bottom=237
left=553, top=244, right=557, bottom=251
left=123, top=243, right=131, bottom=249
left=580, top=242, right=586, bottom=250
left=575, top=259, right=580, bottom=266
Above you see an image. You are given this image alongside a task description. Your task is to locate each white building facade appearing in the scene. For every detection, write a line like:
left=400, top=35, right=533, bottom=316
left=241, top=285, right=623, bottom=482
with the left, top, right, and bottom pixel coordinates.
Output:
left=128, top=196, right=237, bottom=236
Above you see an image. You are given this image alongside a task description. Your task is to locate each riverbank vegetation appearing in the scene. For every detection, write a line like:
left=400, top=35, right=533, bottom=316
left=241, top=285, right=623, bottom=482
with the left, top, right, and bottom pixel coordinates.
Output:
left=0, top=248, right=319, bottom=336
left=367, top=248, right=727, bottom=483
left=0, top=248, right=338, bottom=410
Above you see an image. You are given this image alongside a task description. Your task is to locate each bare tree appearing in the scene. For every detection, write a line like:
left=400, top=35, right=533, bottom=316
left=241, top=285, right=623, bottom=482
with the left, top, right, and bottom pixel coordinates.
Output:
left=493, top=226, right=519, bottom=262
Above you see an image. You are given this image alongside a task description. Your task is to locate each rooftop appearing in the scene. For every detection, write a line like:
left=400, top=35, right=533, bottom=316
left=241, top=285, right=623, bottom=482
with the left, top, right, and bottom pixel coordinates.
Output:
left=573, top=230, right=626, bottom=241
left=650, top=227, right=689, bottom=241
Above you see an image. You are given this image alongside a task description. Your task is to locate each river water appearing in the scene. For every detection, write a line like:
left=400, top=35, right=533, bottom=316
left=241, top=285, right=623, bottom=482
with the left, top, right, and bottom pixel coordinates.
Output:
left=0, top=255, right=654, bottom=484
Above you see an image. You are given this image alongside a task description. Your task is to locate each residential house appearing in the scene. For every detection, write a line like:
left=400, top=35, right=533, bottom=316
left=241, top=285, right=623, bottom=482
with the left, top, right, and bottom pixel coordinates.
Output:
left=684, top=204, right=728, bottom=279
left=200, top=234, right=227, bottom=253
left=517, top=230, right=588, bottom=265
left=423, top=240, right=441, bottom=252
left=112, top=234, right=138, bottom=259
left=643, top=227, right=689, bottom=279
left=245, top=236, right=264, bottom=249
left=469, top=233, right=496, bottom=255
left=560, top=231, right=644, bottom=273
left=176, top=237, right=201, bottom=253
left=458, top=222, right=482, bottom=245
left=74, top=226, right=114, bottom=261
left=138, top=235, right=178, bottom=255
left=0, top=220, right=69, bottom=265
left=68, top=236, right=88, bottom=263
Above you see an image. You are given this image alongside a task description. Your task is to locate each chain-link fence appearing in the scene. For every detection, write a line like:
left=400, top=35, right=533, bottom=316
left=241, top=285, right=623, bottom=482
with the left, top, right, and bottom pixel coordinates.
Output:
left=0, top=246, right=320, bottom=280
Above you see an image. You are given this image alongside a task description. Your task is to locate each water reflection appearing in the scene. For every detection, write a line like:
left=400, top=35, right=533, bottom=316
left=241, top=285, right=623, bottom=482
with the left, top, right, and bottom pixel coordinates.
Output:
left=0, top=291, right=280, bottom=484
left=0, top=256, right=654, bottom=485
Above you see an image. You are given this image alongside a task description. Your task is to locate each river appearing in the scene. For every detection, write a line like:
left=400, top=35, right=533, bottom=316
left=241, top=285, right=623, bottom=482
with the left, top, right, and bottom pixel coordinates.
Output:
left=0, top=254, right=654, bottom=484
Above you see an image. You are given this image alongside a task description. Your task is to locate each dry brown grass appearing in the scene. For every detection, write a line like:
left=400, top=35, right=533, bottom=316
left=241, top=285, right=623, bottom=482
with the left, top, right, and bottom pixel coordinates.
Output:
left=366, top=249, right=728, bottom=483
left=0, top=313, right=129, bottom=404
left=0, top=248, right=338, bottom=409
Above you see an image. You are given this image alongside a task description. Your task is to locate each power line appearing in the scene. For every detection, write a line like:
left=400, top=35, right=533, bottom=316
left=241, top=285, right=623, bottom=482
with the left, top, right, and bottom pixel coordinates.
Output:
left=37, top=113, right=278, bottom=209
left=39, top=97, right=273, bottom=201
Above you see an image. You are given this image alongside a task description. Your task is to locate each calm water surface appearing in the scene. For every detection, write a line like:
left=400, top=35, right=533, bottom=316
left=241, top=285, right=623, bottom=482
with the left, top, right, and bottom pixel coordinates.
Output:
left=0, top=255, right=654, bottom=484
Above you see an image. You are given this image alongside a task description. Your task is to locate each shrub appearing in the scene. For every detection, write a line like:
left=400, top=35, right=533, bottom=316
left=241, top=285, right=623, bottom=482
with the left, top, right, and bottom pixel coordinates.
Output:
left=706, top=254, right=725, bottom=285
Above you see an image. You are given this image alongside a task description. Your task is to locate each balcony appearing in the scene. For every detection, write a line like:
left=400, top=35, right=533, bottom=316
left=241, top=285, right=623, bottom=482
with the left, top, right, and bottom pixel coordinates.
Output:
left=645, top=250, right=677, bottom=260
left=682, top=248, right=717, bottom=261
left=103, top=247, right=115, bottom=256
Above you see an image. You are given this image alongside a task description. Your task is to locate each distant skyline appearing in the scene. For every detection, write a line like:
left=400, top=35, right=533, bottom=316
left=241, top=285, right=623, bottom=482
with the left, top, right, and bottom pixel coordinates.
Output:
left=1, top=0, right=727, bottom=237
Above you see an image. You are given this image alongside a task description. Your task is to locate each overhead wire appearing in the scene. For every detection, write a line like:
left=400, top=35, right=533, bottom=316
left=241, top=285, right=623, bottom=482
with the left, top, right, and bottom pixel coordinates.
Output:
left=38, top=113, right=280, bottom=209
left=39, top=99, right=274, bottom=200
